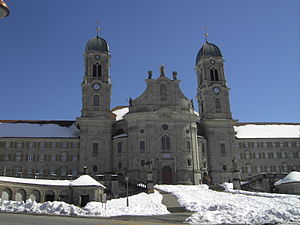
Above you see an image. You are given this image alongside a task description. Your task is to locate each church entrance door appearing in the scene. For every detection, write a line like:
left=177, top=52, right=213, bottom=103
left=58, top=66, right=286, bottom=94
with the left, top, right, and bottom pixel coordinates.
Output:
left=162, top=166, right=172, bottom=184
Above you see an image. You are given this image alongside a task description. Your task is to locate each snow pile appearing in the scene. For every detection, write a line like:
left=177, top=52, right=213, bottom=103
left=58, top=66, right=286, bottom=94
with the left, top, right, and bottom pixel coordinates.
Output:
left=155, top=185, right=300, bottom=224
left=0, top=191, right=169, bottom=217
left=84, top=191, right=168, bottom=217
left=112, top=107, right=129, bottom=121
left=234, top=124, right=300, bottom=138
left=0, top=122, right=79, bottom=137
left=275, top=171, right=300, bottom=186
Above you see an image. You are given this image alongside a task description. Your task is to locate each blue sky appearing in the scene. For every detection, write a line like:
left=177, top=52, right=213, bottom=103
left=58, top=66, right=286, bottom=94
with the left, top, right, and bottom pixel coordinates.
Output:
left=0, top=0, right=299, bottom=122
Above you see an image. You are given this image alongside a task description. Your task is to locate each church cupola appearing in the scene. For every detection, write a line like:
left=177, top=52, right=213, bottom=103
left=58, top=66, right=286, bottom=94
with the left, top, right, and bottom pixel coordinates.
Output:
left=81, top=26, right=112, bottom=118
left=195, top=34, right=232, bottom=120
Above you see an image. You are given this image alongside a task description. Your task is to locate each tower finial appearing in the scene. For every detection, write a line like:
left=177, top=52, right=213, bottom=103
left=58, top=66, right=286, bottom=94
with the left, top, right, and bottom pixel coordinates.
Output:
left=96, top=20, right=101, bottom=37
left=204, top=26, right=208, bottom=42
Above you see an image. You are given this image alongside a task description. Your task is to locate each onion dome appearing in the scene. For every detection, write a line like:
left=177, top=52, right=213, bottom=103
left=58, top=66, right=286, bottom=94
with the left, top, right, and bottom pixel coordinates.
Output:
left=85, top=36, right=109, bottom=52
left=196, top=41, right=222, bottom=64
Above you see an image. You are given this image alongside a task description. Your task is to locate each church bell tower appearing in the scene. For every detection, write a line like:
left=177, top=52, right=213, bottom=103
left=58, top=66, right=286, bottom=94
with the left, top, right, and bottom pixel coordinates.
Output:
left=77, top=27, right=113, bottom=175
left=196, top=34, right=237, bottom=184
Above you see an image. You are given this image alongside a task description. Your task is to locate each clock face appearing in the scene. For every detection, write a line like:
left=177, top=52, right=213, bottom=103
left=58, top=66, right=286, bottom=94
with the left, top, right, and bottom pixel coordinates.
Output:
left=210, top=60, right=215, bottom=64
left=93, top=83, right=100, bottom=90
left=212, top=87, right=220, bottom=94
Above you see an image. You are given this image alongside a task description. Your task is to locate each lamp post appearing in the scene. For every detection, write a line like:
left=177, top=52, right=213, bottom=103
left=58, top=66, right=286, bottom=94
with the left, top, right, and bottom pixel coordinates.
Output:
left=0, top=0, right=10, bottom=18
left=124, top=176, right=129, bottom=207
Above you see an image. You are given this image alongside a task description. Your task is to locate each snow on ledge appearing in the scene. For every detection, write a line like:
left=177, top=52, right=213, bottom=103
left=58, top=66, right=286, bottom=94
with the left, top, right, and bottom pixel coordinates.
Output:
left=274, top=171, right=300, bottom=186
left=234, top=124, right=300, bottom=139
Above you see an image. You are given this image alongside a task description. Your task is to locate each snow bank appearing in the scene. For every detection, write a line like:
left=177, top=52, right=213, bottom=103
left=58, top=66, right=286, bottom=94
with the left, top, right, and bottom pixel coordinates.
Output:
left=155, top=185, right=300, bottom=224
left=0, top=191, right=168, bottom=217
left=234, top=124, right=300, bottom=138
left=0, top=122, right=79, bottom=137
left=274, top=171, right=300, bottom=186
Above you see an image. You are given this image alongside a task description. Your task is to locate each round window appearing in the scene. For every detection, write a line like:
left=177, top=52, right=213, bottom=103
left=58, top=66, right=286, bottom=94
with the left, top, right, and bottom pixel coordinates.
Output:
left=140, top=129, right=144, bottom=134
left=162, top=124, right=168, bottom=130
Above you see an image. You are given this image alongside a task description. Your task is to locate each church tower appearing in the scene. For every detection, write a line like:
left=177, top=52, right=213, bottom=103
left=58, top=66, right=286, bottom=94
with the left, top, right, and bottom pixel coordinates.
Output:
left=77, top=28, right=113, bottom=175
left=196, top=36, right=238, bottom=184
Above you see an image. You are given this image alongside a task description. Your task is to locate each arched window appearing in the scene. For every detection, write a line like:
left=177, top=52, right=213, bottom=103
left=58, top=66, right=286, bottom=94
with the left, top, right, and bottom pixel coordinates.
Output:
left=97, top=65, right=102, bottom=77
left=161, top=137, right=166, bottom=150
left=92, top=65, right=97, bottom=77
left=223, top=165, right=227, bottom=171
left=215, top=98, right=221, bottom=109
left=187, top=159, right=192, bottom=167
left=161, top=135, right=171, bottom=152
left=160, top=84, right=167, bottom=101
left=210, top=69, right=214, bottom=81
left=166, top=137, right=170, bottom=150
left=93, top=165, right=97, bottom=172
left=93, top=95, right=100, bottom=106
left=118, top=142, right=122, bottom=153
left=93, top=143, right=98, bottom=156
left=215, top=69, right=219, bottom=81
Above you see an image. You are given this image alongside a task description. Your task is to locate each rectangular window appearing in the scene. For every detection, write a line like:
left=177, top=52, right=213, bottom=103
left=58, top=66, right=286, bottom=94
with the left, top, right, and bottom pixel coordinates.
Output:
left=220, top=144, right=226, bottom=154
left=72, top=155, right=78, bottom=161
left=277, top=152, right=282, bottom=158
left=50, top=169, right=56, bottom=176
left=40, top=142, right=45, bottom=148
left=39, top=154, right=44, bottom=161
left=61, top=152, right=67, bottom=161
left=202, top=143, right=205, bottom=153
left=275, top=142, right=280, bottom=148
left=257, top=142, right=264, bottom=148
left=140, top=141, right=145, bottom=153
left=186, top=141, right=191, bottom=150
left=283, top=142, right=288, bottom=148
left=93, top=143, right=98, bottom=156
left=28, top=154, right=33, bottom=161
left=291, top=142, right=297, bottom=148
left=248, top=142, right=254, bottom=148
left=16, top=152, right=22, bottom=161
left=267, top=142, right=273, bottom=148
left=255, top=152, right=259, bottom=159
left=51, top=154, right=56, bottom=161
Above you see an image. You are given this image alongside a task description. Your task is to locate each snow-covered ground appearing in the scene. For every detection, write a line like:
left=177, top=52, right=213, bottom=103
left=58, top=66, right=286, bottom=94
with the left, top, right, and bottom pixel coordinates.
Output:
left=0, top=191, right=168, bottom=217
left=156, top=184, right=300, bottom=224
left=1, top=184, right=300, bottom=224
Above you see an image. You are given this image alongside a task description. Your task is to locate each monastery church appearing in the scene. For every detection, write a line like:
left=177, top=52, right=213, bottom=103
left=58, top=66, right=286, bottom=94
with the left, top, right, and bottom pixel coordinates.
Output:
left=0, top=31, right=299, bottom=186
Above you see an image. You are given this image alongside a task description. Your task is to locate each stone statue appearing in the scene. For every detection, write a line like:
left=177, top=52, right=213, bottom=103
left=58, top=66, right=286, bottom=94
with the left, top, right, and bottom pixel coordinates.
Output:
left=160, top=65, right=165, bottom=77
left=232, top=157, right=238, bottom=172
left=148, top=70, right=152, bottom=79
left=129, top=98, right=132, bottom=107
left=172, top=71, right=177, bottom=80
left=145, top=160, right=152, bottom=173
left=191, top=99, right=194, bottom=109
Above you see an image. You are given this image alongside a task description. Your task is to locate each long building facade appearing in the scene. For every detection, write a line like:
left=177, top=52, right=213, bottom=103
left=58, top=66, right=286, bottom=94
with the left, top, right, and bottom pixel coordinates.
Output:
left=0, top=33, right=299, bottom=185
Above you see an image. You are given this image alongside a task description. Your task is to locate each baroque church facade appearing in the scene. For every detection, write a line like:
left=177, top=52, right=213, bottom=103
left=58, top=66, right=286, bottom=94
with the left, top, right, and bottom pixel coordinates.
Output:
left=0, top=33, right=299, bottom=185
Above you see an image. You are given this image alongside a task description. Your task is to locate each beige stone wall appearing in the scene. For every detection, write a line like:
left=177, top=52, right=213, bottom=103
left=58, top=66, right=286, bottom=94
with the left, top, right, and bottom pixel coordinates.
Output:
left=235, top=138, right=300, bottom=179
left=0, top=137, right=80, bottom=179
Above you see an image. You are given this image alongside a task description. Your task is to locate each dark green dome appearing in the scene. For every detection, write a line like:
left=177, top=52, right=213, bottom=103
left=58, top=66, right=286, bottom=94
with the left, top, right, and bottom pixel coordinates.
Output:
left=85, top=36, right=109, bottom=52
left=196, top=41, right=222, bottom=64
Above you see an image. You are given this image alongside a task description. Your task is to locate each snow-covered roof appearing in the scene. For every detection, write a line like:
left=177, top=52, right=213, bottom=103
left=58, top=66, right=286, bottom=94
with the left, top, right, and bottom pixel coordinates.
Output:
left=112, top=106, right=129, bottom=121
left=274, top=171, right=300, bottom=186
left=71, top=175, right=105, bottom=187
left=234, top=123, right=300, bottom=139
left=0, top=121, right=79, bottom=138
left=0, top=175, right=105, bottom=188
